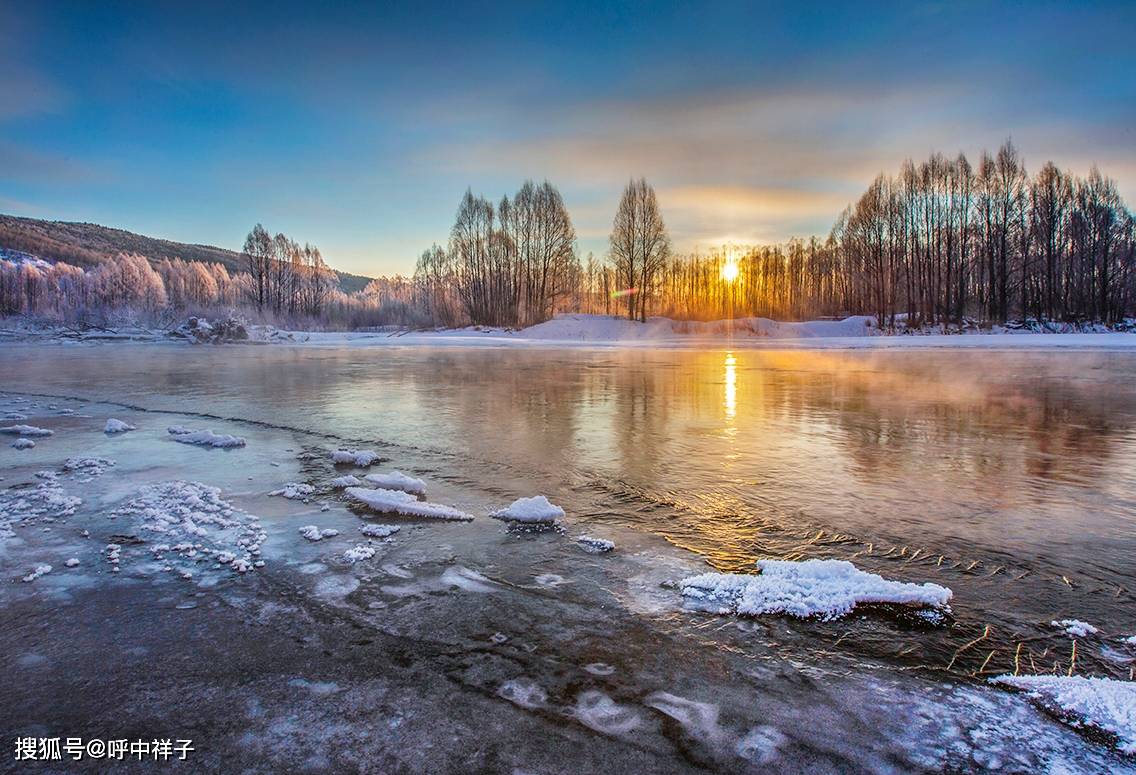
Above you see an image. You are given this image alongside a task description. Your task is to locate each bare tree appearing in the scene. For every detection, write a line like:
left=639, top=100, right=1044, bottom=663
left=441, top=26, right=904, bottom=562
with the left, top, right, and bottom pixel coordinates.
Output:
left=610, top=178, right=670, bottom=321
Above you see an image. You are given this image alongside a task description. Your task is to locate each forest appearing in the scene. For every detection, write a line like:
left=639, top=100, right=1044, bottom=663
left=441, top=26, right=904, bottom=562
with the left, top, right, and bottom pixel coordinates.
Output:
left=2, top=141, right=1133, bottom=331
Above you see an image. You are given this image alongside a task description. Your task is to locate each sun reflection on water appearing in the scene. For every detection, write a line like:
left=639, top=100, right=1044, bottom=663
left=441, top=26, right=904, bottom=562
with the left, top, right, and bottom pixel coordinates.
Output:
left=724, top=352, right=737, bottom=421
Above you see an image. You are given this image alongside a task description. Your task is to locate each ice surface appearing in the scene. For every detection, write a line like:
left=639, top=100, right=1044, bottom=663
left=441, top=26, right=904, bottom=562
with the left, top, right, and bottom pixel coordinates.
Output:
left=0, top=424, right=54, bottom=437
left=359, top=523, right=399, bottom=538
left=11, top=438, right=34, bottom=450
left=497, top=679, right=547, bottom=709
left=297, top=525, right=339, bottom=542
left=681, top=559, right=952, bottom=620
left=103, top=418, right=136, bottom=434
left=168, top=427, right=246, bottom=448
left=1052, top=619, right=1099, bottom=637
left=577, top=535, right=615, bottom=553
left=329, top=449, right=380, bottom=467
left=270, top=483, right=315, bottom=500
left=329, top=475, right=362, bottom=488
left=490, top=495, right=565, bottom=523
left=991, top=674, right=1136, bottom=754
left=345, top=486, right=473, bottom=521
left=363, top=471, right=426, bottom=496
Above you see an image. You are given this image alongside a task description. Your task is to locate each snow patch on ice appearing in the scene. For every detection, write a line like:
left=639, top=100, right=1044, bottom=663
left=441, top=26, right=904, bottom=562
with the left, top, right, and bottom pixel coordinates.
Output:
left=490, top=495, right=564, bottom=523
left=359, top=523, right=399, bottom=538
left=104, top=418, right=136, bottom=434
left=22, top=564, right=52, bottom=582
left=346, top=486, right=473, bottom=521
left=573, top=690, right=641, bottom=736
left=990, top=674, right=1136, bottom=754
left=62, top=457, right=115, bottom=476
left=0, top=424, right=53, bottom=437
left=297, top=525, right=339, bottom=542
left=329, top=475, right=362, bottom=488
left=681, top=559, right=952, bottom=620
left=11, top=438, right=34, bottom=449
left=645, top=691, right=727, bottom=746
left=169, top=427, right=246, bottom=448
left=343, top=544, right=376, bottom=562
left=270, top=483, right=315, bottom=500
left=577, top=535, right=614, bottom=553
left=329, top=449, right=380, bottom=467
left=1052, top=619, right=1099, bottom=638
left=498, top=679, right=547, bottom=709
left=363, top=471, right=426, bottom=496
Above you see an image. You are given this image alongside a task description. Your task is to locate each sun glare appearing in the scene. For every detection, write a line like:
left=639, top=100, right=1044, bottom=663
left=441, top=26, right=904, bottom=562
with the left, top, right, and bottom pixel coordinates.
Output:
left=720, top=261, right=739, bottom=282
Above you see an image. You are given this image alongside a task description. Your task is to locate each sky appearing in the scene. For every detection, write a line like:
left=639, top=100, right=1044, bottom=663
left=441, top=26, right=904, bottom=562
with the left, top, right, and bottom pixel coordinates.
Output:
left=2, top=1, right=1134, bottom=278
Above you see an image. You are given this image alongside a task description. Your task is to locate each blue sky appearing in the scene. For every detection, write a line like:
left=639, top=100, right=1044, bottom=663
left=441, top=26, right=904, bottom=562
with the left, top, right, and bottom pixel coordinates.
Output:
left=2, top=1, right=1134, bottom=277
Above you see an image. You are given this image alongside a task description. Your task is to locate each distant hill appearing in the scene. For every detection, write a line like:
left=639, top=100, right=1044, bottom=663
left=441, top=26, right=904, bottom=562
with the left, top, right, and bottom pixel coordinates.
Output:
left=0, top=213, right=374, bottom=293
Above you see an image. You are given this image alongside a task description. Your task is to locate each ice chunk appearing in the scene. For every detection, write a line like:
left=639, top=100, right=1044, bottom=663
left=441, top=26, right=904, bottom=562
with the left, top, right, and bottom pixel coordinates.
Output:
left=490, top=495, right=565, bottom=523
left=343, top=544, right=376, bottom=562
left=345, top=486, right=473, bottom=521
left=364, top=471, right=427, bottom=496
left=269, top=483, right=315, bottom=500
left=577, top=535, right=614, bottom=553
left=298, top=525, right=339, bottom=541
left=11, top=438, right=34, bottom=450
left=104, top=418, right=136, bottom=434
left=64, top=558, right=80, bottom=567
left=329, top=449, right=380, bottom=467
left=1052, top=619, right=1099, bottom=638
left=990, top=674, right=1136, bottom=754
left=330, top=475, right=363, bottom=488
left=169, top=428, right=246, bottom=448
left=360, top=523, right=400, bottom=538
left=22, top=564, right=52, bottom=582
left=681, top=559, right=952, bottom=620
left=0, top=424, right=54, bottom=437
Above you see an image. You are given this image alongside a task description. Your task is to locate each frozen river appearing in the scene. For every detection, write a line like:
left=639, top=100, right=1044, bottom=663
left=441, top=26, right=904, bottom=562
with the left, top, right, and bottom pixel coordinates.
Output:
left=2, top=342, right=1135, bottom=773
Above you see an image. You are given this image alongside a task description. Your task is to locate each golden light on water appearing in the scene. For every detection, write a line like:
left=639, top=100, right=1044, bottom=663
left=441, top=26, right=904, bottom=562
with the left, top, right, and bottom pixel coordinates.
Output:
left=724, top=352, right=737, bottom=420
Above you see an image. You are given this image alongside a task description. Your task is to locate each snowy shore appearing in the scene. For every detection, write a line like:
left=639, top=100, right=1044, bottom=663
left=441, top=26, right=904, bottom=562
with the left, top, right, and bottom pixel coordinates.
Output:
left=5, top=313, right=1135, bottom=350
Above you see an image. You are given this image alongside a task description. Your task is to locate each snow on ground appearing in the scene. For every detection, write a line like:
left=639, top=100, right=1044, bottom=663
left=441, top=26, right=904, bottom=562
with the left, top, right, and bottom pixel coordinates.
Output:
left=297, top=525, right=339, bottom=541
left=269, top=483, right=316, bottom=500
left=577, top=535, right=615, bottom=553
left=110, top=481, right=265, bottom=576
left=681, top=559, right=952, bottom=620
left=1053, top=619, right=1100, bottom=638
left=103, top=418, right=136, bottom=433
left=168, top=426, right=246, bottom=448
left=359, top=523, right=400, bottom=538
left=330, top=449, right=381, bottom=466
left=990, top=674, right=1136, bottom=754
left=345, top=486, right=473, bottom=521
left=490, top=495, right=565, bottom=523
left=330, top=475, right=363, bottom=488
left=363, top=471, right=426, bottom=496
left=11, top=438, right=34, bottom=449
left=0, top=424, right=54, bottom=436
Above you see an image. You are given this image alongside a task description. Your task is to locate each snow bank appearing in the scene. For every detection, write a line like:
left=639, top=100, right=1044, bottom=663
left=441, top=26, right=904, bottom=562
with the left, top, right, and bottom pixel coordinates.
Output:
left=269, top=483, right=315, bottom=500
left=364, top=471, right=427, bottom=496
left=298, top=525, right=339, bottom=541
left=522, top=313, right=879, bottom=343
left=168, top=426, right=246, bottom=448
left=681, top=559, right=952, bottom=620
left=104, top=418, right=136, bottom=434
left=1052, top=619, right=1099, bottom=637
left=0, top=424, right=54, bottom=437
left=345, top=486, right=473, bottom=521
left=490, top=495, right=565, bottom=523
left=330, top=475, right=363, bottom=488
left=11, top=438, right=34, bottom=449
left=360, top=523, right=400, bottom=538
left=990, top=674, right=1136, bottom=754
left=577, top=535, right=615, bottom=553
left=330, top=449, right=380, bottom=467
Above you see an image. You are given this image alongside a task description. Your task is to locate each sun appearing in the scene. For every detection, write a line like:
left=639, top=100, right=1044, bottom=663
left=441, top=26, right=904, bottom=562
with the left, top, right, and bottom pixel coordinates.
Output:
left=720, top=260, right=739, bottom=282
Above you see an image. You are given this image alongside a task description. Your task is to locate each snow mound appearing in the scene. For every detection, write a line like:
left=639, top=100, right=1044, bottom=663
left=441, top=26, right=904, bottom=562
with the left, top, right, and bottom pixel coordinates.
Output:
left=577, top=535, right=615, bottom=553
left=990, top=674, right=1136, bottom=754
left=104, top=418, right=136, bottom=434
left=681, top=559, right=952, bottom=620
left=360, top=523, right=400, bottom=538
left=364, top=471, right=427, bottom=496
left=298, top=525, right=339, bottom=541
left=0, top=424, right=54, bottom=437
left=168, top=427, right=246, bottom=448
left=346, top=486, right=473, bottom=521
left=11, top=438, right=34, bottom=450
left=269, top=483, right=315, bottom=500
left=330, top=475, right=363, bottom=488
left=110, top=481, right=265, bottom=577
left=490, top=495, right=565, bottom=523
left=1052, top=619, right=1099, bottom=638
left=344, top=544, right=376, bottom=562
left=22, top=564, right=52, bottom=583
left=330, top=449, right=380, bottom=467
